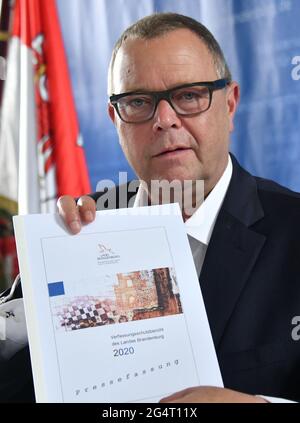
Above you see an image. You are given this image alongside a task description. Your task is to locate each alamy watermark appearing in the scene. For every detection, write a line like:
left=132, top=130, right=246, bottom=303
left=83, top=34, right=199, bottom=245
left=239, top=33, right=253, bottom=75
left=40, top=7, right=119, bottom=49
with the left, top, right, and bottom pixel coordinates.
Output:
left=0, top=56, right=6, bottom=80
left=0, top=315, right=6, bottom=340
left=95, top=172, right=204, bottom=222
left=291, top=56, right=300, bottom=81
left=291, top=316, right=300, bottom=341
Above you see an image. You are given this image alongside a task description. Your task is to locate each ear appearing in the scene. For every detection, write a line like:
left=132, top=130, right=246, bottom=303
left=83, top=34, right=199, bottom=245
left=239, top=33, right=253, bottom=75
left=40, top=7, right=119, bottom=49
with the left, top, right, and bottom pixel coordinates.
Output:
left=108, top=103, right=117, bottom=124
left=226, top=82, right=240, bottom=132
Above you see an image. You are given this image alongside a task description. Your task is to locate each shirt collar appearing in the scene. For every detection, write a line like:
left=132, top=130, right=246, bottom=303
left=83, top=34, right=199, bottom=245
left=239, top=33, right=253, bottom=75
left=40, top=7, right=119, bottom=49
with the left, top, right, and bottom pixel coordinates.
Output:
left=133, top=155, right=233, bottom=246
left=185, top=156, right=232, bottom=245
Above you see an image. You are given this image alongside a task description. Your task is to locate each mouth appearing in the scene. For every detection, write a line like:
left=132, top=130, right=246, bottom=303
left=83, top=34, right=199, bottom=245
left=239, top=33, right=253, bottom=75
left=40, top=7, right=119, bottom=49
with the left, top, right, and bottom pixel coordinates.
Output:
left=153, top=147, right=192, bottom=158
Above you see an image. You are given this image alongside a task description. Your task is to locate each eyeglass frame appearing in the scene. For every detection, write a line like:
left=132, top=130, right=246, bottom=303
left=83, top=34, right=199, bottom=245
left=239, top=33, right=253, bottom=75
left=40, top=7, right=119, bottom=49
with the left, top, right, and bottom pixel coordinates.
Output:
left=109, top=78, right=230, bottom=123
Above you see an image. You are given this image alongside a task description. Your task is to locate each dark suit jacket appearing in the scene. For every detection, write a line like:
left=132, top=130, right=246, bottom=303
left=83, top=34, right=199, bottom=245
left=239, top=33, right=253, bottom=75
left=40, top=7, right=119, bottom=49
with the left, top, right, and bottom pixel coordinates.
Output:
left=2, top=154, right=300, bottom=402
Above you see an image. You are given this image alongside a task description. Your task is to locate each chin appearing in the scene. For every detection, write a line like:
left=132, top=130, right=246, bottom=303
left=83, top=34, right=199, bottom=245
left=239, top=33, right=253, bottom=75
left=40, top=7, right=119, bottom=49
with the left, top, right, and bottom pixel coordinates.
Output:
left=155, top=172, right=202, bottom=184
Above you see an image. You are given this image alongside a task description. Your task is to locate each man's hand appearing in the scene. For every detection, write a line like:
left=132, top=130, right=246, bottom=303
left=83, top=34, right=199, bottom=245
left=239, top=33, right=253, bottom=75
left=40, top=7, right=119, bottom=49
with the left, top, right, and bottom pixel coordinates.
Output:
left=159, top=386, right=267, bottom=403
left=57, top=195, right=96, bottom=234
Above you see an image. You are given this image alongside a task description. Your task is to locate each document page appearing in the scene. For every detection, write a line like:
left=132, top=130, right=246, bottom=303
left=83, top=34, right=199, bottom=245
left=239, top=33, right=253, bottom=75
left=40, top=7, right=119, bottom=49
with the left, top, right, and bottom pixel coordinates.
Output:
left=13, top=204, right=222, bottom=402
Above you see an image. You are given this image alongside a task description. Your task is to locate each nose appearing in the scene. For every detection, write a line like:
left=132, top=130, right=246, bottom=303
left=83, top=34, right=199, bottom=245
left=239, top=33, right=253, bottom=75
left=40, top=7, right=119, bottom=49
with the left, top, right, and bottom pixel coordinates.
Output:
left=152, top=99, right=182, bottom=132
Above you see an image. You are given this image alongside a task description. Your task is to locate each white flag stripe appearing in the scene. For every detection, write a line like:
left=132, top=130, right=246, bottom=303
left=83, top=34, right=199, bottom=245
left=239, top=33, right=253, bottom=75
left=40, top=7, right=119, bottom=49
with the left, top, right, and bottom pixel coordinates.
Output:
left=17, top=41, right=57, bottom=215
left=0, top=37, right=20, bottom=203
left=18, top=43, right=40, bottom=214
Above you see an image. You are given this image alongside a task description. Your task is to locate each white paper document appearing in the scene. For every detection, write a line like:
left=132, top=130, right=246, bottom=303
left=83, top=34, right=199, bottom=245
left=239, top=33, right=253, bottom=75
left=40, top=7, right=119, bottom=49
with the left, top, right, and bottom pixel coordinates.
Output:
left=13, top=204, right=222, bottom=403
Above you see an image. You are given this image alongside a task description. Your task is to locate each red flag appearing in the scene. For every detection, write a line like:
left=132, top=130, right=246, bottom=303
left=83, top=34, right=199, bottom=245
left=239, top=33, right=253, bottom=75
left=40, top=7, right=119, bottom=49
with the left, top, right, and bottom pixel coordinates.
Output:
left=13, top=0, right=91, bottom=213
left=0, top=0, right=91, bottom=289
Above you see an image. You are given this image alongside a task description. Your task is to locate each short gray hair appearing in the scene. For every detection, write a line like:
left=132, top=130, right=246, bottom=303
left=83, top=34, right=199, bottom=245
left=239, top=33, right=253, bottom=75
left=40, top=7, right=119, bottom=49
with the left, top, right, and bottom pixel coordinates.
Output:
left=108, top=12, right=232, bottom=95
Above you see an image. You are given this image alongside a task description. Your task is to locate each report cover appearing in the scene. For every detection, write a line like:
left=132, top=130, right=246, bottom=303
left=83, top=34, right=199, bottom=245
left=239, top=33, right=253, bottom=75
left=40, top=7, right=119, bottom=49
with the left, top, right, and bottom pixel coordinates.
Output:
left=13, top=204, right=222, bottom=402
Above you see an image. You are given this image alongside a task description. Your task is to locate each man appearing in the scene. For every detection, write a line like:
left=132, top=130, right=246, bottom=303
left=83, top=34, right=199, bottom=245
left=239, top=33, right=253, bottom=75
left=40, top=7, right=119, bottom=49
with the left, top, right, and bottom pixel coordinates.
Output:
left=2, top=12, right=300, bottom=403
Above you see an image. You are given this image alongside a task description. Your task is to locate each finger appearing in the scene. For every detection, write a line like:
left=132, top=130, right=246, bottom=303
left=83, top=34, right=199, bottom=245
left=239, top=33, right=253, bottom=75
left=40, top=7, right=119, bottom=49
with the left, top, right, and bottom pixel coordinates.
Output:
left=160, top=398, right=184, bottom=403
left=159, top=387, right=196, bottom=403
left=159, top=389, right=189, bottom=403
left=77, top=195, right=96, bottom=224
left=57, top=195, right=81, bottom=234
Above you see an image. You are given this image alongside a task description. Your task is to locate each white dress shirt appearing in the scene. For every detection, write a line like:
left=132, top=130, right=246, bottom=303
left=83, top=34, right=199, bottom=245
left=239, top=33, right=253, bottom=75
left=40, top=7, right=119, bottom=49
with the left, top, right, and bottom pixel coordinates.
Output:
left=185, top=156, right=232, bottom=277
left=134, top=156, right=233, bottom=278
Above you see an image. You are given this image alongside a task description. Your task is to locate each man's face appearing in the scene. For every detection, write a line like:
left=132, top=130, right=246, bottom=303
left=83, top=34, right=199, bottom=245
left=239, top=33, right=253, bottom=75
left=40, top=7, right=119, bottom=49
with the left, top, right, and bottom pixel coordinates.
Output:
left=108, top=29, right=239, bottom=195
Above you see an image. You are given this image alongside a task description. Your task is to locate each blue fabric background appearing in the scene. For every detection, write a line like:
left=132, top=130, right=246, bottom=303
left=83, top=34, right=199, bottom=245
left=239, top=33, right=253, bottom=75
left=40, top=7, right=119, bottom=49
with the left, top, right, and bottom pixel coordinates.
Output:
left=56, top=0, right=300, bottom=192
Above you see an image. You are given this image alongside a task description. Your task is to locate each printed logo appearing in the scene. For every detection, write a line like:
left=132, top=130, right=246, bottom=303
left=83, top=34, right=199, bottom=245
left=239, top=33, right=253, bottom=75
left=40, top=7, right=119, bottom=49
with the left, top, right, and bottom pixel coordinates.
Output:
left=98, top=244, right=115, bottom=255
left=97, top=243, right=120, bottom=265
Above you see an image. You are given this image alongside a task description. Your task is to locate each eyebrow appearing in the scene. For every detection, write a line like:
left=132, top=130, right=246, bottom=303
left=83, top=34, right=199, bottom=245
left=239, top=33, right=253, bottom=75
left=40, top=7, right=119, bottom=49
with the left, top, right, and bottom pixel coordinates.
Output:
left=120, top=80, right=202, bottom=93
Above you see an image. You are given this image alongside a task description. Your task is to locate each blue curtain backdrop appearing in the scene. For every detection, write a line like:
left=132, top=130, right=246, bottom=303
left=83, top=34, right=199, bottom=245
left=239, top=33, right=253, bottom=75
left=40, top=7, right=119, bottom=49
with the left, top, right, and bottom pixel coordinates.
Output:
left=56, top=0, right=300, bottom=192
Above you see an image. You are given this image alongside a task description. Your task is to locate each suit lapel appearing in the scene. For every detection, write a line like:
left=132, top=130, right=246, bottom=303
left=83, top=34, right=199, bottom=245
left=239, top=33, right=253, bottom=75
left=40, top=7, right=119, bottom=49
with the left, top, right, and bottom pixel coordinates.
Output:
left=200, top=155, right=266, bottom=349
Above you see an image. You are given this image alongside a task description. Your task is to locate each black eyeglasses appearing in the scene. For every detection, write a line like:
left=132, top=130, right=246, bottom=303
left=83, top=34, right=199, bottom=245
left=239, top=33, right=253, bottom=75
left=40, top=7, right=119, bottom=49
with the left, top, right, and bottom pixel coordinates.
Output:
left=109, top=78, right=230, bottom=123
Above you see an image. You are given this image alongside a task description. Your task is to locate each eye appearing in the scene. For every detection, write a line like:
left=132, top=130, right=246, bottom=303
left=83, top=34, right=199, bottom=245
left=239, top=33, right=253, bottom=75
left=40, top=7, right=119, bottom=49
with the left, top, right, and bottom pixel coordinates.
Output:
left=173, top=87, right=209, bottom=103
left=181, top=92, right=198, bottom=101
left=129, top=98, right=146, bottom=107
left=124, top=95, right=152, bottom=109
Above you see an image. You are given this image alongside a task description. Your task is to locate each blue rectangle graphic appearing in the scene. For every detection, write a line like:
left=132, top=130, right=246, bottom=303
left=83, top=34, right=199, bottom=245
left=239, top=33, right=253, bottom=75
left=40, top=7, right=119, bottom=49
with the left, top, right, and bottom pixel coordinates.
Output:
left=48, top=281, right=65, bottom=297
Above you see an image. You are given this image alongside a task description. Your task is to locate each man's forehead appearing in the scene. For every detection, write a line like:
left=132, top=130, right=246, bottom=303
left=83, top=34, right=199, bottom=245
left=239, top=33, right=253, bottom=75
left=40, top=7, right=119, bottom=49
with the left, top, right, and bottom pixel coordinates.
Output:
left=116, top=29, right=211, bottom=65
left=112, top=29, right=216, bottom=92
